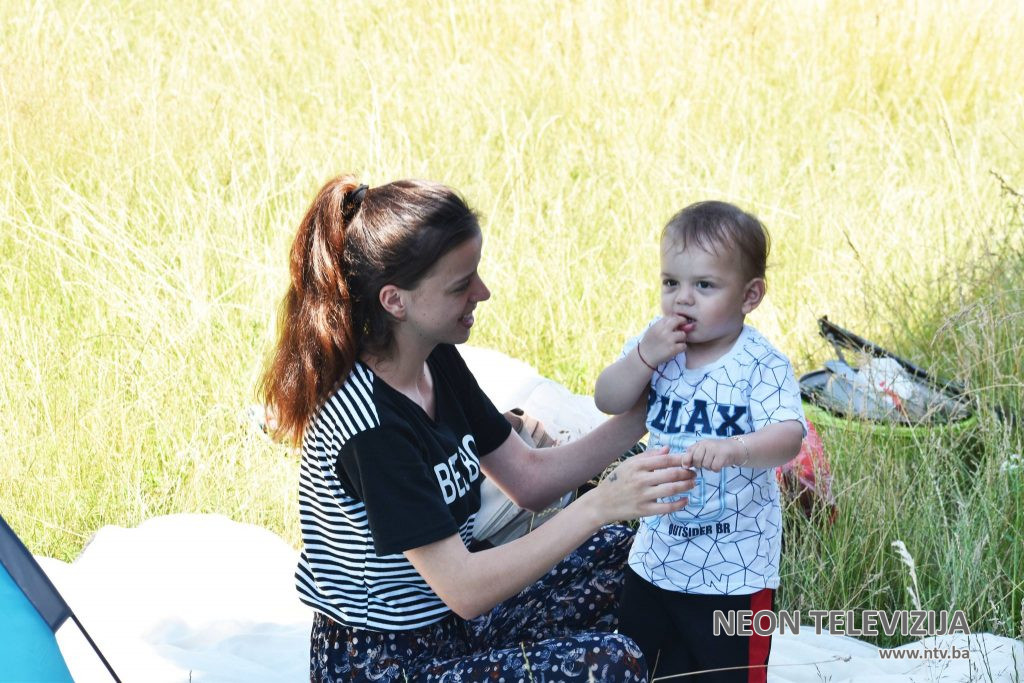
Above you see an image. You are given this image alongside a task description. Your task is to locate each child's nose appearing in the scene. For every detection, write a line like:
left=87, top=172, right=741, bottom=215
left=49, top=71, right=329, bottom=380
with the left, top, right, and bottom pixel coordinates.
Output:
left=676, top=285, right=695, bottom=305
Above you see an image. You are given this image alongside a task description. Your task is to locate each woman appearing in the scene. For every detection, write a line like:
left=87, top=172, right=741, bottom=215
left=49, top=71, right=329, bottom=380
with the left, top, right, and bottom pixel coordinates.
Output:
left=261, top=175, right=694, bottom=682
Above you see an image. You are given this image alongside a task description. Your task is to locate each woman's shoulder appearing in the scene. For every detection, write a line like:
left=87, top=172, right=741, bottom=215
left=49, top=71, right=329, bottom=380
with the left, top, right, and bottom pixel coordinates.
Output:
left=428, top=343, right=476, bottom=381
left=306, top=362, right=383, bottom=444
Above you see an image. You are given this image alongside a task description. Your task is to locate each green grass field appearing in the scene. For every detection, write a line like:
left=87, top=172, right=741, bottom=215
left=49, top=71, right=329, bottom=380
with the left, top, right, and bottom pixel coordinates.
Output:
left=2, top=0, right=1022, bottom=646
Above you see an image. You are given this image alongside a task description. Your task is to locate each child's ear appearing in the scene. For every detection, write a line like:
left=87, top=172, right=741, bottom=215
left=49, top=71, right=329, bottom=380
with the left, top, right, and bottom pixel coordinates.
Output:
left=379, top=284, right=407, bottom=320
left=741, top=278, right=766, bottom=314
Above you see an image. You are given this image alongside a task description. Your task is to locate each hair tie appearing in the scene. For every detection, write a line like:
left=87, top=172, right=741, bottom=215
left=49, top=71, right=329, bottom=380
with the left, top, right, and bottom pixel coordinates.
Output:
left=350, top=184, right=368, bottom=205
left=342, top=184, right=369, bottom=222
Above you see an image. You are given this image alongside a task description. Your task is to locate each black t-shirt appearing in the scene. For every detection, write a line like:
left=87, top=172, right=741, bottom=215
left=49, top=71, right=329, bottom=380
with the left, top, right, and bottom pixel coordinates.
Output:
left=294, top=344, right=512, bottom=631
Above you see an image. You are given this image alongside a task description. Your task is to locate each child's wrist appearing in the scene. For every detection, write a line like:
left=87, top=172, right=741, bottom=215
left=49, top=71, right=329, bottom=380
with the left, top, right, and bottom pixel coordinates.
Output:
left=635, top=344, right=657, bottom=372
left=731, top=435, right=751, bottom=467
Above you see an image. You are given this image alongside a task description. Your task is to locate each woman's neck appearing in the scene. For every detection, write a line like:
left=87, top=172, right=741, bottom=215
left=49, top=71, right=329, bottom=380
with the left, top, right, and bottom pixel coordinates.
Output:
left=367, top=348, right=436, bottom=419
left=361, top=339, right=435, bottom=395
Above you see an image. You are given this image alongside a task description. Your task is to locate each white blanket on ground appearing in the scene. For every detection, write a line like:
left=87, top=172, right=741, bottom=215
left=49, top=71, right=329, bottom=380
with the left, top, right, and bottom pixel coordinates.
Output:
left=41, top=515, right=1022, bottom=682
left=39, top=347, right=1023, bottom=682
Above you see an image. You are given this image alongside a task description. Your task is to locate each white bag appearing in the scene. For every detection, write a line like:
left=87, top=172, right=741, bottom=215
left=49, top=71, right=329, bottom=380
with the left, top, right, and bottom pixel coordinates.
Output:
left=473, top=410, right=574, bottom=546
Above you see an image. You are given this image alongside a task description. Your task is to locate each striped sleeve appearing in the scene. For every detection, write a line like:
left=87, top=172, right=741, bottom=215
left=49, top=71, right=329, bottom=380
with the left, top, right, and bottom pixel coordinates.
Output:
left=294, top=365, right=460, bottom=630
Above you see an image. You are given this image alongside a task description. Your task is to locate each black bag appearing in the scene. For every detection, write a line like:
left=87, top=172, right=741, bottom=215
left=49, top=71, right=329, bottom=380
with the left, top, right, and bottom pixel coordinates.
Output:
left=799, top=317, right=972, bottom=425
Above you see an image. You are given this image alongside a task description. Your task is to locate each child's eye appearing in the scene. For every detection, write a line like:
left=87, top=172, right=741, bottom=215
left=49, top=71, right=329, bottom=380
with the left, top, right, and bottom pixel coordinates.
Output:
left=662, top=278, right=678, bottom=288
left=696, top=280, right=713, bottom=290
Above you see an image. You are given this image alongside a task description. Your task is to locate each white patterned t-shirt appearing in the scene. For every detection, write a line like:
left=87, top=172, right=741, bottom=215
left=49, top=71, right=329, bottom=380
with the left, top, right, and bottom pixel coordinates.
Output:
left=623, top=322, right=806, bottom=595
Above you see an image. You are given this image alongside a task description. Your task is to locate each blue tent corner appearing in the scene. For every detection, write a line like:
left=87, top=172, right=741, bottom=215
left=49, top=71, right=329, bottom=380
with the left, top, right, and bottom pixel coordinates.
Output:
left=1, top=513, right=119, bottom=682
left=0, top=561, right=74, bottom=682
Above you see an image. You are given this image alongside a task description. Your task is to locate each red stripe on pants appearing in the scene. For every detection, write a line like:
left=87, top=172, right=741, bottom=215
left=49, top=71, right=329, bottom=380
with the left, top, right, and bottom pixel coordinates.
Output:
left=747, top=588, right=774, bottom=683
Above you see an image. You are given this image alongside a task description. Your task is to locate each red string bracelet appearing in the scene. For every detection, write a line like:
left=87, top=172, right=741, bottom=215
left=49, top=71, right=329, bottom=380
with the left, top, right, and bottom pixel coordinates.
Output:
left=636, top=345, right=657, bottom=371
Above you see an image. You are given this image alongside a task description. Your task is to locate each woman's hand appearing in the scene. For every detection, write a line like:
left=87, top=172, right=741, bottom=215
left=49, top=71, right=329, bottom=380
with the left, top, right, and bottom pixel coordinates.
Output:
left=407, top=445, right=696, bottom=620
left=584, top=445, right=695, bottom=524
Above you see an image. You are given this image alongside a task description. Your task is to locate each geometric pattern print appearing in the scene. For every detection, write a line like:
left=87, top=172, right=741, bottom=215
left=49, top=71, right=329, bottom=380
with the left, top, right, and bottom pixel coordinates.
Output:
left=295, top=362, right=477, bottom=631
left=622, top=324, right=806, bottom=595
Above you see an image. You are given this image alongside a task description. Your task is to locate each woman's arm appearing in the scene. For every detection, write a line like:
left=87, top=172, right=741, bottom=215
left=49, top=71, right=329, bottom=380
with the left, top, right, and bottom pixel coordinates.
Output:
left=405, top=450, right=694, bottom=619
left=481, top=398, right=650, bottom=511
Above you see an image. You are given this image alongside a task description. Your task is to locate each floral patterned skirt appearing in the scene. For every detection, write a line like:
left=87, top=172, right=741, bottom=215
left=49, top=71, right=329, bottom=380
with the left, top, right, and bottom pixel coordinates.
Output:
left=310, top=524, right=646, bottom=682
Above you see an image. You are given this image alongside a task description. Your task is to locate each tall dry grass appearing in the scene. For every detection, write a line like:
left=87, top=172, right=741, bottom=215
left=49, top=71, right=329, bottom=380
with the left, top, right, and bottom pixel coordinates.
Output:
left=2, top=0, right=1022, bottom=643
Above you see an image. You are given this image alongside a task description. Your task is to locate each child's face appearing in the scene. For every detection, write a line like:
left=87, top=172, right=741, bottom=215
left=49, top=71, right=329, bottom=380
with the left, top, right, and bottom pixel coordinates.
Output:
left=660, top=239, right=764, bottom=363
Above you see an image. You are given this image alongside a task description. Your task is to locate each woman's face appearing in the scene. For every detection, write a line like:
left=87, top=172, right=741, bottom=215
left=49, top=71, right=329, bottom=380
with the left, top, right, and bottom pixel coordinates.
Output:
left=403, top=233, right=490, bottom=347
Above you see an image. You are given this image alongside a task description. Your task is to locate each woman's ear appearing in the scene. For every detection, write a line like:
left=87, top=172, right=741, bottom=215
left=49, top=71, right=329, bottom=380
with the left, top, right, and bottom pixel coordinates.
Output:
left=379, top=285, right=407, bottom=320
left=741, top=278, right=766, bottom=314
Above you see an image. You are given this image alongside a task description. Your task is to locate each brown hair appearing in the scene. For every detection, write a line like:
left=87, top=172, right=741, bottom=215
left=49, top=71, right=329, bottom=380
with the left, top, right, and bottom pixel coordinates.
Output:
left=259, top=175, right=480, bottom=443
left=662, top=200, right=770, bottom=280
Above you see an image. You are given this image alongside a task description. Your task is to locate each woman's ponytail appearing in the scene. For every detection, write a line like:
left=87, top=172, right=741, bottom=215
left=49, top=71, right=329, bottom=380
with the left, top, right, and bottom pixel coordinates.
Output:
left=261, top=176, right=362, bottom=444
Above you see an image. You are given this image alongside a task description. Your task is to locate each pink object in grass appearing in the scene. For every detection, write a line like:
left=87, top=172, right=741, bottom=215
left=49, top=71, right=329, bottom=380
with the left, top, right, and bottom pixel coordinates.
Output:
left=776, top=421, right=837, bottom=523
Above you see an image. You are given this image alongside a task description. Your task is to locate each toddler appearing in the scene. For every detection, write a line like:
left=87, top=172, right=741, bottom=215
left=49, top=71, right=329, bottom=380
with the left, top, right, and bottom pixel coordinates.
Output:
left=595, top=201, right=806, bottom=682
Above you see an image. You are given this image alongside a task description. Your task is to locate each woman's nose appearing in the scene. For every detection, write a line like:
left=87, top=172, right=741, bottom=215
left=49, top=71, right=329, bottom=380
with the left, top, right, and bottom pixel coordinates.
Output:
left=471, top=275, right=491, bottom=302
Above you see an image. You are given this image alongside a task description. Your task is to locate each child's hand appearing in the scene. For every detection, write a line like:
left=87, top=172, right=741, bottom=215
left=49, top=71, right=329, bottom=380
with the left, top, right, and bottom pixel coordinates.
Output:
left=684, top=437, right=748, bottom=472
left=637, top=315, right=691, bottom=367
